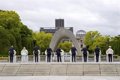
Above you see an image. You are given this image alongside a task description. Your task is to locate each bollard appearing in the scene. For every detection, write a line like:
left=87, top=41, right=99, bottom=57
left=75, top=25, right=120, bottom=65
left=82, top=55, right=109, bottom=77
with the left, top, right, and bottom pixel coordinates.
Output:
left=13, top=55, right=16, bottom=63
left=69, top=54, right=71, bottom=62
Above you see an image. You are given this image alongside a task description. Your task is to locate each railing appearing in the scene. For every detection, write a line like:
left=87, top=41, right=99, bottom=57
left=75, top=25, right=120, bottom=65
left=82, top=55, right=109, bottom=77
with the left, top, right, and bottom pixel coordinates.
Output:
left=0, top=54, right=120, bottom=62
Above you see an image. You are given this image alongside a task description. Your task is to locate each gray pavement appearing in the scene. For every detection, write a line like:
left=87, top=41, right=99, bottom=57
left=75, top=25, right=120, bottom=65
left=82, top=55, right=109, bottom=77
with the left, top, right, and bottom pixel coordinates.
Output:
left=0, top=62, right=120, bottom=76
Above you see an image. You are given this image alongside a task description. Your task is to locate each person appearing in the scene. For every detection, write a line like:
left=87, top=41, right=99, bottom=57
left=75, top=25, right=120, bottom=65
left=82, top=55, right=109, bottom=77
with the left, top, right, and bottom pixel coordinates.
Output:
left=33, top=46, right=40, bottom=62
left=94, top=46, right=101, bottom=62
left=70, top=45, right=77, bottom=62
left=106, top=46, right=114, bottom=62
left=81, top=46, right=89, bottom=62
left=21, top=47, right=28, bottom=62
left=8, top=45, right=16, bottom=63
left=45, top=47, right=52, bottom=62
left=56, top=48, right=62, bottom=62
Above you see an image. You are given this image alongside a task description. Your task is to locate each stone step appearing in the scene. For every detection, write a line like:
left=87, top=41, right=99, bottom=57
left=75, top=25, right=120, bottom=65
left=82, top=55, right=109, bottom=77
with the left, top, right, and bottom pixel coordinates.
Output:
left=0, top=62, right=120, bottom=76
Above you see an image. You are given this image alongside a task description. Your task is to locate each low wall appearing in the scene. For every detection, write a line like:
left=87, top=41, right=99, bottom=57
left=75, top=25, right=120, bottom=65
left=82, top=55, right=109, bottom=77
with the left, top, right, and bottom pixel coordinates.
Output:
left=0, top=55, right=120, bottom=62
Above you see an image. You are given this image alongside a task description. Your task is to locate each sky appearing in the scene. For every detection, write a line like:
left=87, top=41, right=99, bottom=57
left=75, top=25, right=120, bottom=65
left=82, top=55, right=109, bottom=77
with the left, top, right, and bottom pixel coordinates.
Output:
left=0, top=0, right=120, bottom=36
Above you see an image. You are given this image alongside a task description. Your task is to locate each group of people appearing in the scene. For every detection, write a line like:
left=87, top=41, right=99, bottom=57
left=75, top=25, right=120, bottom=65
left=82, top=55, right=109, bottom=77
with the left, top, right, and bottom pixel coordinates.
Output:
left=8, top=45, right=114, bottom=63
left=45, top=47, right=66, bottom=62
left=8, top=45, right=40, bottom=63
left=81, top=46, right=114, bottom=62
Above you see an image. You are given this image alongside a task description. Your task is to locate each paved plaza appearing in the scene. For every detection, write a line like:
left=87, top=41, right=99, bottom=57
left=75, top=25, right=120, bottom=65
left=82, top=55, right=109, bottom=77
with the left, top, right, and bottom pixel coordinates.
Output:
left=0, top=76, right=120, bottom=80
left=0, top=62, right=120, bottom=76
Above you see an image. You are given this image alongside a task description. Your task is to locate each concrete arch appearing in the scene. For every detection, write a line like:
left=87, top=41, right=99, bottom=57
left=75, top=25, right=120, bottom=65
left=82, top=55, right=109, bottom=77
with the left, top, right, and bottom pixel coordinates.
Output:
left=49, top=28, right=81, bottom=54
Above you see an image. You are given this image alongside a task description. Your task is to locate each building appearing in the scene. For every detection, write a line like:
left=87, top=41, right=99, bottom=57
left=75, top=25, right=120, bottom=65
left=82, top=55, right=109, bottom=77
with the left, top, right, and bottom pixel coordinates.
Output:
left=76, top=30, right=86, bottom=48
left=55, top=19, right=64, bottom=29
left=40, top=19, right=73, bottom=34
left=40, top=19, right=86, bottom=43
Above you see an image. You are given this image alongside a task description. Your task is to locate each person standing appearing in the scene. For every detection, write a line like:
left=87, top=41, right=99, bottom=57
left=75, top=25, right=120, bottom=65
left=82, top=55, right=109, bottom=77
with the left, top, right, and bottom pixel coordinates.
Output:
left=8, top=45, right=16, bottom=63
left=56, top=48, right=62, bottom=62
left=33, top=46, right=40, bottom=62
left=70, top=46, right=77, bottom=62
left=21, top=47, right=28, bottom=62
left=81, top=46, right=89, bottom=62
left=45, top=47, right=52, bottom=62
left=106, top=46, right=114, bottom=62
left=94, top=46, right=101, bottom=62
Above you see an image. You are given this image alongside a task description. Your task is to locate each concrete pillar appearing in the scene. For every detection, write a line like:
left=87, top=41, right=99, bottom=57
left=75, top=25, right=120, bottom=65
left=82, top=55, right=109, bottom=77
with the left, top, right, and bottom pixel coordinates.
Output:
left=13, top=50, right=17, bottom=63
left=13, top=55, right=16, bottom=63
left=69, top=50, right=72, bottom=62
left=51, top=55, right=52, bottom=62
left=45, top=50, right=47, bottom=62
left=61, top=50, right=64, bottom=62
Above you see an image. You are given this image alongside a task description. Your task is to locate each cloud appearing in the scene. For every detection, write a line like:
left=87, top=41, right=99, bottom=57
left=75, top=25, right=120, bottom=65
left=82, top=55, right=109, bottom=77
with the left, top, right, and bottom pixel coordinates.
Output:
left=0, top=0, right=120, bottom=36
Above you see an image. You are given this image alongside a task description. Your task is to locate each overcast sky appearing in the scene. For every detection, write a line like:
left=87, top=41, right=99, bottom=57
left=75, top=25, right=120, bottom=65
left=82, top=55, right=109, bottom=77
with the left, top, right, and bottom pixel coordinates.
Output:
left=0, top=0, right=120, bottom=36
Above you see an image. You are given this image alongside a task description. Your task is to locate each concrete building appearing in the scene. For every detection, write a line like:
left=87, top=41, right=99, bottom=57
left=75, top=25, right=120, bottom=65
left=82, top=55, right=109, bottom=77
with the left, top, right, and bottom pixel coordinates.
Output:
left=55, top=19, right=64, bottom=29
left=76, top=30, right=86, bottom=48
left=40, top=19, right=73, bottom=34
left=40, top=19, right=86, bottom=44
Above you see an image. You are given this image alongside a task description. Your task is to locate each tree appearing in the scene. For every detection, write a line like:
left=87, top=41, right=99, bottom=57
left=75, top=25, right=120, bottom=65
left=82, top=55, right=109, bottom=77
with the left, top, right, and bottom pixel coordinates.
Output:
left=84, top=31, right=101, bottom=51
left=0, top=10, right=34, bottom=56
left=58, top=41, right=72, bottom=52
left=19, top=25, right=33, bottom=54
left=32, top=32, right=52, bottom=52
left=84, top=31, right=109, bottom=54
left=0, top=27, right=16, bottom=56
left=110, top=36, right=120, bottom=55
left=0, top=10, right=21, bottom=29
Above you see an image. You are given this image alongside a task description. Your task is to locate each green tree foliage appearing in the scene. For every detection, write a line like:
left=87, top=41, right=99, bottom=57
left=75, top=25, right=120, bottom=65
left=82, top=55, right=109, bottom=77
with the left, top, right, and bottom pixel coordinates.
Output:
left=0, top=10, right=21, bottom=29
left=84, top=31, right=109, bottom=54
left=58, top=41, right=72, bottom=52
left=84, top=31, right=100, bottom=50
left=32, top=32, right=52, bottom=52
left=110, top=36, right=120, bottom=55
left=0, top=27, right=14, bottom=56
left=19, top=25, right=33, bottom=54
left=0, top=10, right=33, bottom=56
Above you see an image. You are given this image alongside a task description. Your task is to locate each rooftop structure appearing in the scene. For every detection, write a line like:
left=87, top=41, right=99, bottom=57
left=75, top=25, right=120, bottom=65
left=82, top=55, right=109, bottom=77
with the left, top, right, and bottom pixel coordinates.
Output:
left=40, top=19, right=73, bottom=34
left=76, top=30, right=86, bottom=39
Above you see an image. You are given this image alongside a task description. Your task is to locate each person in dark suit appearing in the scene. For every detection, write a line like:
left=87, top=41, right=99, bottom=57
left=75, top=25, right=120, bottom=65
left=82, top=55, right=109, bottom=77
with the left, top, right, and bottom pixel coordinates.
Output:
left=8, top=45, right=15, bottom=63
left=33, top=46, right=40, bottom=62
left=56, top=48, right=62, bottom=62
left=46, top=47, right=52, bottom=62
left=71, top=46, right=77, bottom=62
left=81, top=46, right=88, bottom=62
left=94, top=46, right=100, bottom=62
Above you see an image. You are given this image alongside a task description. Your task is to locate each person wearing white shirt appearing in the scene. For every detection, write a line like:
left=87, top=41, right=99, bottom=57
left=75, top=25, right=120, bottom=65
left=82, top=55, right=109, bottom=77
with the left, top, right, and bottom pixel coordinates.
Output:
left=21, top=47, right=28, bottom=62
left=106, top=46, right=114, bottom=62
